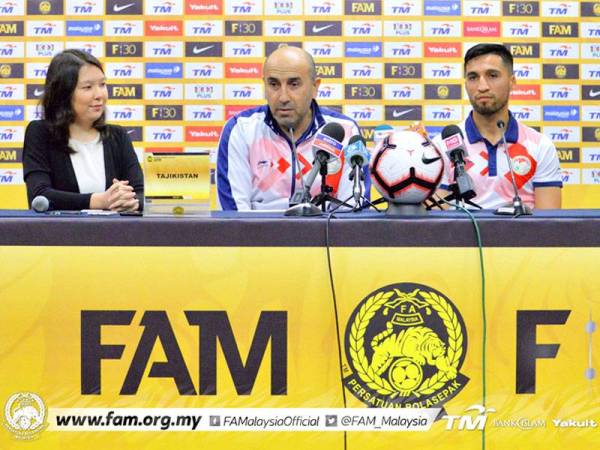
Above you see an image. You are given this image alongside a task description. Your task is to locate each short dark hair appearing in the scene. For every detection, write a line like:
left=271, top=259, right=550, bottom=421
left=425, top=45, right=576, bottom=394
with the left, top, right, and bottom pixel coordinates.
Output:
left=41, top=49, right=107, bottom=152
left=464, top=43, right=513, bottom=74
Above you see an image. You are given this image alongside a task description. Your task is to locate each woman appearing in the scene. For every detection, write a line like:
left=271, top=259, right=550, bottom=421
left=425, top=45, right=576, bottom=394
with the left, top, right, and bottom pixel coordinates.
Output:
left=23, top=49, right=143, bottom=211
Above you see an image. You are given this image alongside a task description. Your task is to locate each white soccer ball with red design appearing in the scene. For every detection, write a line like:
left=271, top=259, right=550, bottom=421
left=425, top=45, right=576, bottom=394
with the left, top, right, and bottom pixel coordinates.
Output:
left=370, top=130, right=444, bottom=204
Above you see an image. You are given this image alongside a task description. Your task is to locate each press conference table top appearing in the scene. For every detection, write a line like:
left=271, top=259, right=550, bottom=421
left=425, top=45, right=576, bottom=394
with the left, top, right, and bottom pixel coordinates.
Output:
left=0, top=209, right=598, bottom=247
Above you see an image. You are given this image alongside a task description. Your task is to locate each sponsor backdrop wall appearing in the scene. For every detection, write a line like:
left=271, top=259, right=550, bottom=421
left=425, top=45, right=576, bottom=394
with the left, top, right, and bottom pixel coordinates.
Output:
left=0, top=0, right=598, bottom=208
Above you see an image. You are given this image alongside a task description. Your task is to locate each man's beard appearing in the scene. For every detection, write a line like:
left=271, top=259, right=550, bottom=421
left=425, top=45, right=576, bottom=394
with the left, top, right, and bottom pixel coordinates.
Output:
left=472, top=96, right=509, bottom=116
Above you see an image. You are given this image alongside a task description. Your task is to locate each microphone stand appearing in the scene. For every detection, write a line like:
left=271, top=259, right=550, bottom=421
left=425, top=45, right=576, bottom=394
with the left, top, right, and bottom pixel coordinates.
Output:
left=284, top=127, right=322, bottom=217
left=311, top=158, right=351, bottom=212
left=494, top=120, right=532, bottom=217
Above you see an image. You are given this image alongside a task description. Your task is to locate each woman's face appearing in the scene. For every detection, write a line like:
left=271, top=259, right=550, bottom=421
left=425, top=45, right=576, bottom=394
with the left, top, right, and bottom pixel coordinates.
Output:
left=71, top=64, right=107, bottom=127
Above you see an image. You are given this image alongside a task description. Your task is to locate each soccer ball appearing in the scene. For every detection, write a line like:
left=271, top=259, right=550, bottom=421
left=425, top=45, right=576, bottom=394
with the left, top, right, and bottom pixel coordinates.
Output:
left=370, top=130, right=444, bottom=204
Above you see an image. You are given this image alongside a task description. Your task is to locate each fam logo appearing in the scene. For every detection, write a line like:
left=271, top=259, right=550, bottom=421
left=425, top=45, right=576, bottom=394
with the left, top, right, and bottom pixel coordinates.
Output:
left=505, top=43, right=539, bottom=58
left=346, top=0, right=382, bottom=15
left=464, top=1, right=501, bottom=16
left=315, top=63, right=342, bottom=78
left=2, top=392, right=47, bottom=439
left=581, top=2, right=600, bottom=17
left=343, top=284, right=468, bottom=409
left=383, top=1, right=420, bottom=15
left=543, top=64, right=579, bottom=79
left=0, top=21, right=23, bottom=36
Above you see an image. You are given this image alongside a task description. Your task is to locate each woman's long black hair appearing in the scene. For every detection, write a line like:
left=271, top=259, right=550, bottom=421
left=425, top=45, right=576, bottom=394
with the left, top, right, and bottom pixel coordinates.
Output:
left=41, top=49, right=107, bottom=152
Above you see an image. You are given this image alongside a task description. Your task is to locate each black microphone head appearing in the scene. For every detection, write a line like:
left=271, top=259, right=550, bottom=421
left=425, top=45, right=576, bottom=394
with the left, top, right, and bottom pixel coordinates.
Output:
left=441, top=124, right=463, bottom=139
left=348, top=134, right=365, bottom=146
left=320, top=122, right=345, bottom=142
left=31, top=195, right=49, bottom=212
left=496, top=120, right=506, bottom=129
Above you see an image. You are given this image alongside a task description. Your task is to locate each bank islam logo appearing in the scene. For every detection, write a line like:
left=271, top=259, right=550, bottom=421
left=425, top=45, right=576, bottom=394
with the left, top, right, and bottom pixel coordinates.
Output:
left=3, top=392, right=47, bottom=439
left=343, top=283, right=468, bottom=408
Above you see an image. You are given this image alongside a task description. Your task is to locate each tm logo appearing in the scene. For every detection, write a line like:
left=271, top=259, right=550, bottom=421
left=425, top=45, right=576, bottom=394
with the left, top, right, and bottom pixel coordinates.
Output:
left=193, top=107, right=215, bottom=119
left=272, top=23, right=292, bottom=34
left=432, top=66, right=453, bottom=77
left=113, top=108, right=134, bottom=119
left=232, top=1, right=254, bottom=13
left=393, top=86, right=413, bottom=98
left=152, top=86, right=175, bottom=98
left=192, top=65, right=216, bottom=77
left=33, top=69, right=48, bottom=77
left=152, top=129, right=176, bottom=140
left=33, top=23, right=56, bottom=35
left=393, top=45, right=414, bottom=56
left=113, top=23, right=134, bottom=35
left=312, top=44, right=335, bottom=56
left=0, top=87, right=15, bottom=98
left=193, top=23, right=214, bottom=34
left=550, top=129, right=573, bottom=141
left=511, top=24, right=532, bottom=36
left=549, top=4, right=570, bottom=15
left=232, top=44, right=254, bottom=56
left=153, top=44, right=176, bottom=56
left=550, top=87, right=572, bottom=99
left=0, top=2, right=16, bottom=14
left=352, top=107, right=376, bottom=120
left=232, top=86, right=255, bottom=98
left=443, top=405, right=496, bottom=431
left=352, top=23, right=374, bottom=35
left=432, top=107, right=455, bottom=120
left=470, top=2, right=492, bottom=14
left=550, top=45, right=571, bottom=57
left=513, top=107, right=534, bottom=120
left=74, top=2, right=95, bottom=13
left=431, top=24, right=453, bottom=35
left=587, top=28, right=600, bottom=37
left=392, top=2, right=414, bottom=14
left=318, top=86, right=333, bottom=98
left=0, top=129, right=15, bottom=140
left=514, top=65, right=533, bottom=77
left=112, top=65, right=135, bottom=77
left=153, top=1, right=175, bottom=13
left=0, top=44, right=16, bottom=57
left=312, top=2, right=334, bottom=13
left=352, top=65, right=375, bottom=77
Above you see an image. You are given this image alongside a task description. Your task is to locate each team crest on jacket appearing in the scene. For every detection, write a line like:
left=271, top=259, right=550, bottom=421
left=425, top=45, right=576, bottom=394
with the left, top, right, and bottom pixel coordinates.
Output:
left=343, top=283, right=468, bottom=408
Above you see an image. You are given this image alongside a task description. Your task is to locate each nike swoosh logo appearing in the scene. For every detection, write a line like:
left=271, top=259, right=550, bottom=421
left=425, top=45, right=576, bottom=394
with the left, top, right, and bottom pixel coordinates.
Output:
left=113, top=2, right=135, bottom=12
left=590, top=89, right=600, bottom=98
left=193, top=45, right=214, bottom=54
left=34, top=89, right=44, bottom=96
left=312, top=24, right=334, bottom=33
left=392, top=108, right=415, bottom=118
left=422, top=154, right=441, bottom=165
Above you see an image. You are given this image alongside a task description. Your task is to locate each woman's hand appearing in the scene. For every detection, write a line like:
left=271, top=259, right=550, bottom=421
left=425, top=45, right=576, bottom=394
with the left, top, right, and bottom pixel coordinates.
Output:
left=90, top=179, right=139, bottom=211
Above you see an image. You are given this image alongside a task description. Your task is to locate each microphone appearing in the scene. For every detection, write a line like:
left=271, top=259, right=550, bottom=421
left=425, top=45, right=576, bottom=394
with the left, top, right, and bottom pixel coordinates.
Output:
left=344, top=135, right=370, bottom=208
left=302, top=122, right=345, bottom=196
left=288, top=127, right=310, bottom=206
left=441, top=125, right=476, bottom=202
left=495, top=119, right=532, bottom=216
left=31, top=195, right=49, bottom=212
